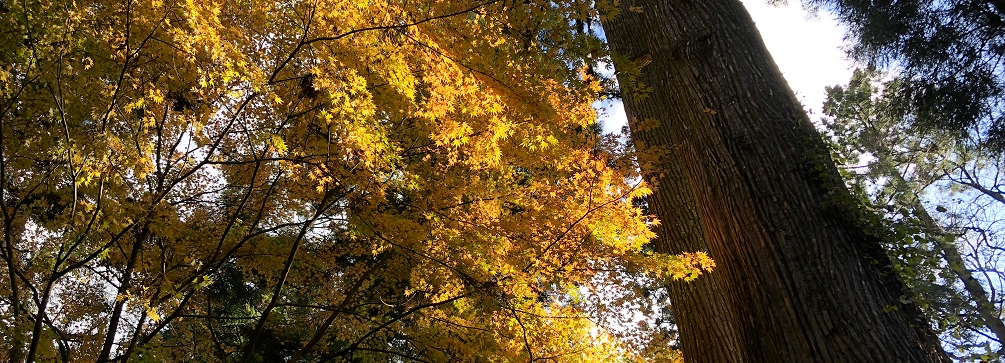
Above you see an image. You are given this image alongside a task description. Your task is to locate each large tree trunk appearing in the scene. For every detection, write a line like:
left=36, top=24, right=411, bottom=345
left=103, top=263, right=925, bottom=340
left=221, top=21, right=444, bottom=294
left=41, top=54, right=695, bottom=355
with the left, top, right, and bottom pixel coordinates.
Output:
left=642, top=149, right=746, bottom=363
left=600, top=0, right=951, bottom=361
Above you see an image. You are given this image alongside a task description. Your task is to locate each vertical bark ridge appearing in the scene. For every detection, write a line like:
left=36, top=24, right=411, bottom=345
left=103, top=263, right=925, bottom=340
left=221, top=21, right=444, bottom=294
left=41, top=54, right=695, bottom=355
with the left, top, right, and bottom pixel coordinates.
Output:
left=633, top=113, right=747, bottom=362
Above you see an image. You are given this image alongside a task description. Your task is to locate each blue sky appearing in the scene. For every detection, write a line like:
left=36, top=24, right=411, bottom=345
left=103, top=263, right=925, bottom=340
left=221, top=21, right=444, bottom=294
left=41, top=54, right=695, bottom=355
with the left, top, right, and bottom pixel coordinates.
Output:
left=744, top=0, right=853, bottom=115
left=600, top=0, right=855, bottom=133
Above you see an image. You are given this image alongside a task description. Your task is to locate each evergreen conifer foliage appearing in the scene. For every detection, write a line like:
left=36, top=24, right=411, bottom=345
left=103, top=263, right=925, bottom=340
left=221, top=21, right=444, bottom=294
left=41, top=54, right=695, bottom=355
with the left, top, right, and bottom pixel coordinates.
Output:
left=810, top=0, right=1005, bottom=148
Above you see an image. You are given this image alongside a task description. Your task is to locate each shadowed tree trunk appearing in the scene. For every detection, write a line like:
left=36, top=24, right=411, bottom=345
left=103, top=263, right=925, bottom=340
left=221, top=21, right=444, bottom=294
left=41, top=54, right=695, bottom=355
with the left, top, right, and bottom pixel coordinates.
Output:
left=644, top=161, right=746, bottom=363
left=625, top=71, right=746, bottom=363
left=600, top=0, right=952, bottom=361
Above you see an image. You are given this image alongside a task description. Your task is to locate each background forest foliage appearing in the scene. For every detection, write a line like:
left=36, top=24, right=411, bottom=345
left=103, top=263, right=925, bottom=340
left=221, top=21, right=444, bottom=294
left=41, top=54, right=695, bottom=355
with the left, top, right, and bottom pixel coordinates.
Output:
left=824, top=70, right=1005, bottom=361
left=814, top=0, right=1005, bottom=359
left=0, top=0, right=713, bottom=361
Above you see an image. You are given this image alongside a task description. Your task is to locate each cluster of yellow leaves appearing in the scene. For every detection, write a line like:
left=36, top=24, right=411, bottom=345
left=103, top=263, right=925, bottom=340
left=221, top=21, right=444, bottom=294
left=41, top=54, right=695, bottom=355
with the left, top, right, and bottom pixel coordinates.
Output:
left=0, top=0, right=712, bottom=361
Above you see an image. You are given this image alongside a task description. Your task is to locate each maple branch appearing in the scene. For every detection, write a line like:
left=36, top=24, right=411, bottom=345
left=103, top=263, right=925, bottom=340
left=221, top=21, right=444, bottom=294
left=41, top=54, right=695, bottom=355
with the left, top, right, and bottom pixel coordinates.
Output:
left=96, top=225, right=151, bottom=363
left=47, top=27, right=78, bottom=221
left=404, top=33, right=520, bottom=96
left=267, top=0, right=502, bottom=83
left=164, top=171, right=286, bottom=302
left=143, top=92, right=258, bottom=209
left=316, top=293, right=469, bottom=363
left=340, top=347, right=434, bottom=363
left=288, top=252, right=392, bottom=362
left=24, top=273, right=56, bottom=363
left=511, top=306, right=536, bottom=363
left=362, top=219, right=483, bottom=286
left=176, top=314, right=259, bottom=320
left=0, top=158, right=63, bottom=335
left=523, top=183, right=638, bottom=273
left=24, top=172, right=101, bottom=363
left=503, top=306, right=590, bottom=320
left=86, top=97, right=271, bottom=352
left=55, top=220, right=137, bottom=277
left=240, top=189, right=342, bottom=363
left=135, top=289, right=197, bottom=348
left=158, top=118, right=299, bottom=283
left=428, top=315, right=499, bottom=334
left=98, top=4, right=170, bottom=132
left=1, top=196, right=22, bottom=362
left=0, top=79, right=33, bottom=338
left=207, top=150, right=268, bottom=264
left=116, top=308, right=148, bottom=363
left=53, top=177, right=105, bottom=270
left=304, top=0, right=501, bottom=46
left=409, top=201, right=528, bottom=246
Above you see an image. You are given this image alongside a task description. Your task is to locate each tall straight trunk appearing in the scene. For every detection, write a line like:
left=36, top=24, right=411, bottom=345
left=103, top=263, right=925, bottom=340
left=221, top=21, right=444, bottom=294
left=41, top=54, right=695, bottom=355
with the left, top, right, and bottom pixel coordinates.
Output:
left=601, top=0, right=951, bottom=361
left=628, top=78, right=745, bottom=363
left=651, top=171, right=747, bottom=359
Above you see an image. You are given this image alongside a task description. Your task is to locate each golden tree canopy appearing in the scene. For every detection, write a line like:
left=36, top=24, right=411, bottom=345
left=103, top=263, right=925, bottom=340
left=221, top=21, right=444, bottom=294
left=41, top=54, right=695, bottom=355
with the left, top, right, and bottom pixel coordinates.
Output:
left=0, top=0, right=710, bottom=361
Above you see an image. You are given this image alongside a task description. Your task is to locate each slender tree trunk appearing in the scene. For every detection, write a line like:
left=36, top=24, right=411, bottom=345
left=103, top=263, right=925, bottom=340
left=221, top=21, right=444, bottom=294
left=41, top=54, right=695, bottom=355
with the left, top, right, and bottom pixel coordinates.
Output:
left=924, top=213, right=1005, bottom=350
left=97, top=226, right=149, bottom=363
left=4, top=217, right=24, bottom=363
left=902, top=182, right=1005, bottom=350
left=601, top=0, right=951, bottom=361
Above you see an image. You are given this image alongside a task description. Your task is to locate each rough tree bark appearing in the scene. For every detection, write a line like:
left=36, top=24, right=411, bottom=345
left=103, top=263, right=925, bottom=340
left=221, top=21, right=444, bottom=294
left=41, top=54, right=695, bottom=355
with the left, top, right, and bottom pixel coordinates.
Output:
left=624, top=61, right=746, bottom=363
left=644, top=164, right=746, bottom=363
left=600, top=0, right=952, bottom=361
